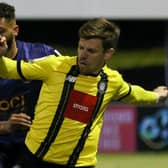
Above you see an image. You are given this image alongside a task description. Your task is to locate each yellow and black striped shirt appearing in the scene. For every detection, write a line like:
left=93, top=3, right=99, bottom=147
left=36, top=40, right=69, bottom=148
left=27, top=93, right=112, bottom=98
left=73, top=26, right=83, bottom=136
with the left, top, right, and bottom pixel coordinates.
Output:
left=0, top=55, right=157, bottom=167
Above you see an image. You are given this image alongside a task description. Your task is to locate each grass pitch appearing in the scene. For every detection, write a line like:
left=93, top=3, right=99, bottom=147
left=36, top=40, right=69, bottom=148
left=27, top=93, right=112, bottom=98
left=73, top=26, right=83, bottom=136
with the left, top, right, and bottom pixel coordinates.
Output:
left=97, top=153, right=168, bottom=168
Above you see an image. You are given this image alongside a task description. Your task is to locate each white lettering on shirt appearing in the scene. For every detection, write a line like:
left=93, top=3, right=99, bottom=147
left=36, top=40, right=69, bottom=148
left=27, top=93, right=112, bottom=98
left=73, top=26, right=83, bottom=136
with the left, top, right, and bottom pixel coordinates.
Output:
left=73, top=103, right=88, bottom=112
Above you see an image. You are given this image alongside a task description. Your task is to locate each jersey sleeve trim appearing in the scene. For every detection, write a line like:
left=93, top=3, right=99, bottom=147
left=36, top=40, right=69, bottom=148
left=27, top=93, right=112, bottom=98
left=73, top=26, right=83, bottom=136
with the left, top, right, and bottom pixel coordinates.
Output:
left=17, top=60, right=26, bottom=80
left=54, top=49, right=61, bottom=56
left=117, top=84, right=132, bottom=101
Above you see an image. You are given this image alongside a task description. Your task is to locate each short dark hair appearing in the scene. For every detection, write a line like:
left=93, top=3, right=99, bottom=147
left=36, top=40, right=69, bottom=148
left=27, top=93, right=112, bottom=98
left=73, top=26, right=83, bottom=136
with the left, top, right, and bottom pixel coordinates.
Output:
left=79, top=18, right=120, bottom=50
left=0, top=2, right=15, bottom=22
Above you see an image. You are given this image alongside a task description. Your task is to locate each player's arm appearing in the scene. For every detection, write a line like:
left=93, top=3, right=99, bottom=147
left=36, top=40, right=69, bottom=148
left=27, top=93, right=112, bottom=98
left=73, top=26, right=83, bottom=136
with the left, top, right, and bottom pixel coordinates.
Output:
left=0, top=55, right=52, bottom=80
left=119, top=84, right=158, bottom=104
left=114, top=73, right=168, bottom=104
left=119, top=84, right=168, bottom=104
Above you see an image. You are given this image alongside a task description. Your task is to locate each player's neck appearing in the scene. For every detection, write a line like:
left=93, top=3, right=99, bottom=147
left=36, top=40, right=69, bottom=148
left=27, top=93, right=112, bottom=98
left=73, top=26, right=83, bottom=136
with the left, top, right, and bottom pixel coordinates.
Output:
left=6, top=42, right=18, bottom=59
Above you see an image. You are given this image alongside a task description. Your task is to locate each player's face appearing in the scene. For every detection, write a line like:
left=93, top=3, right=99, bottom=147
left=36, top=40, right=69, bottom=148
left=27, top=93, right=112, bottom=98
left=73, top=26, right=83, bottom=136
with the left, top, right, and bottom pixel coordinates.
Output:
left=77, top=38, right=108, bottom=75
left=0, top=17, right=18, bottom=55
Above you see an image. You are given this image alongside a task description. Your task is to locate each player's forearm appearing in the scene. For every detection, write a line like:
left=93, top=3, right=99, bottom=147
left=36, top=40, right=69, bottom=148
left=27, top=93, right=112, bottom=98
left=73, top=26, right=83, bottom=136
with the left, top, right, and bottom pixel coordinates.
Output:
left=121, top=85, right=158, bottom=104
left=0, top=56, right=20, bottom=79
left=0, top=55, right=52, bottom=81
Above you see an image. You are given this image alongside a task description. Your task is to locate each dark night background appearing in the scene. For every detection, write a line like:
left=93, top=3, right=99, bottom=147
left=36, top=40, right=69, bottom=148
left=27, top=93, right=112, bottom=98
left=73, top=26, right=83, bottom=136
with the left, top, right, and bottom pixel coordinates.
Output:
left=17, top=19, right=168, bottom=90
left=17, top=19, right=166, bottom=49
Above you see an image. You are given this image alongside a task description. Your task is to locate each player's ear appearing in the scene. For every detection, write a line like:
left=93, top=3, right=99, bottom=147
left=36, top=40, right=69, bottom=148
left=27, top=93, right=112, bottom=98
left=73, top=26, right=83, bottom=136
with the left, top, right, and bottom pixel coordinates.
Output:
left=104, top=48, right=115, bottom=61
left=13, top=24, right=19, bottom=36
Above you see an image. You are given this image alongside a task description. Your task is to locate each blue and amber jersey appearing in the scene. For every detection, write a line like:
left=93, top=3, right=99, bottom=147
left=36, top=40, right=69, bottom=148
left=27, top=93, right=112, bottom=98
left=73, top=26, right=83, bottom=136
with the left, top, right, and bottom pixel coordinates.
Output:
left=0, top=55, right=157, bottom=166
left=0, top=41, right=59, bottom=144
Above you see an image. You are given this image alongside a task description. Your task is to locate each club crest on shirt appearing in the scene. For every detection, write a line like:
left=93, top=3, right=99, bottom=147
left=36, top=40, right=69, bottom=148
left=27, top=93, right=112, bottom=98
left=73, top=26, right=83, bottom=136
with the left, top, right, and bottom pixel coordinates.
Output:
left=98, top=81, right=107, bottom=94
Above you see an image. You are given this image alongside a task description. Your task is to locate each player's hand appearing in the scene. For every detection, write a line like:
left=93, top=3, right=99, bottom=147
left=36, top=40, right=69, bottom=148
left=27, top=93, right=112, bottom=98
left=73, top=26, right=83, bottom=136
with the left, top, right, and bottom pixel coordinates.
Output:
left=153, top=86, right=168, bottom=103
left=0, top=35, right=8, bottom=56
left=6, top=113, right=32, bottom=133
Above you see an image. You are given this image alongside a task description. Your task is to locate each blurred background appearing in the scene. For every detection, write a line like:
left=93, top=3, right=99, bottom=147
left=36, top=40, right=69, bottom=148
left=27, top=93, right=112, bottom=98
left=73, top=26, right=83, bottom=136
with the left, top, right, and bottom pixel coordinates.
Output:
left=5, top=0, right=168, bottom=167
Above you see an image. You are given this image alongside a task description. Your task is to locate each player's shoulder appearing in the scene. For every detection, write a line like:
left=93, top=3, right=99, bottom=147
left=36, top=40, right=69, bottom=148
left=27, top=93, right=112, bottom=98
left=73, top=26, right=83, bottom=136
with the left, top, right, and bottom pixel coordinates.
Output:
left=103, top=65, right=124, bottom=82
left=33, top=55, right=75, bottom=62
left=16, top=40, right=60, bottom=59
left=17, top=40, right=55, bottom=51
left=48, top=55, right=76, bottom=65
left=103, top=65, right=121, bottom=76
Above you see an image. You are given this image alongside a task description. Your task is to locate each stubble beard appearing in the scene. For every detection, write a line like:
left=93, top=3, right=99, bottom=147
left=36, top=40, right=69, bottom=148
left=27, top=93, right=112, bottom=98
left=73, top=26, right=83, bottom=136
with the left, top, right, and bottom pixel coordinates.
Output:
left=0, top=34, right=14, bottom=56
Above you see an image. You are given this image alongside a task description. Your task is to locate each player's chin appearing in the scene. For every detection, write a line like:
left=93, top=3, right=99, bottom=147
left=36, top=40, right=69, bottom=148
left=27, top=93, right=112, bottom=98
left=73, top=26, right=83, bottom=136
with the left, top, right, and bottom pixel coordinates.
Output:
left=79, top=68, right=86, bottom=75
left=79, top=67, right=88, bottom=75
left=79, top=63, right=86, bottom=69
left=79, top=63, right=93, bottom=75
